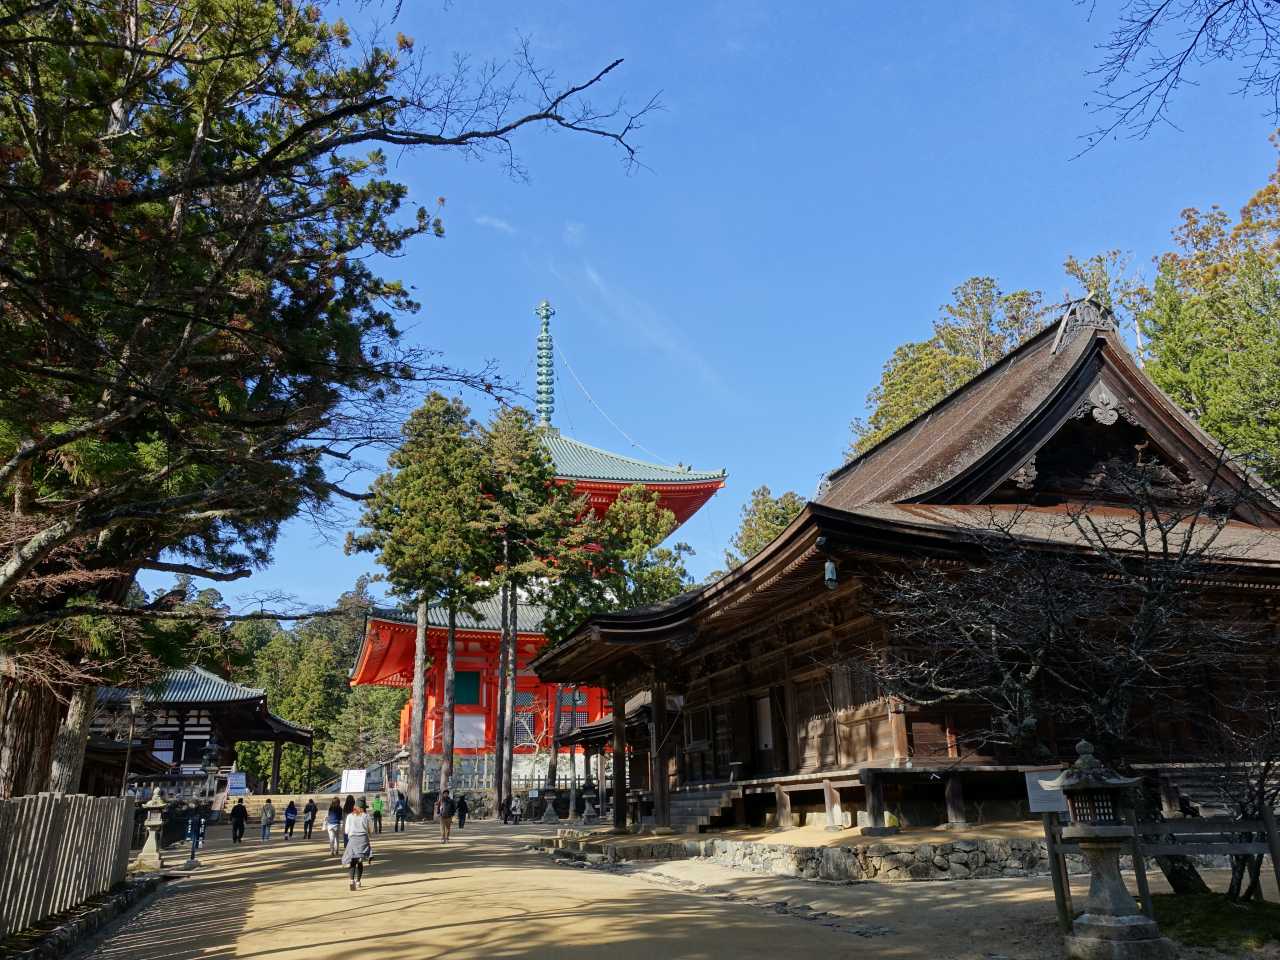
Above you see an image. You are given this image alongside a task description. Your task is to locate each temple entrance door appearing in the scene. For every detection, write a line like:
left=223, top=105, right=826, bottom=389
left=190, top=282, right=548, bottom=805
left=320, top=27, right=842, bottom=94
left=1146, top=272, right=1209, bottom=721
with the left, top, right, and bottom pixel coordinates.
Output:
left=753, top=695, right=775, bottom=773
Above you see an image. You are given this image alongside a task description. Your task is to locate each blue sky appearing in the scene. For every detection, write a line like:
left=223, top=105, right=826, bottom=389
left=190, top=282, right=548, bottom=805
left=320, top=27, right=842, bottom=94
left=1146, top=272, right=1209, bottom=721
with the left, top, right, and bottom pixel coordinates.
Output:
left=144, top=2, right=1280, bottom=610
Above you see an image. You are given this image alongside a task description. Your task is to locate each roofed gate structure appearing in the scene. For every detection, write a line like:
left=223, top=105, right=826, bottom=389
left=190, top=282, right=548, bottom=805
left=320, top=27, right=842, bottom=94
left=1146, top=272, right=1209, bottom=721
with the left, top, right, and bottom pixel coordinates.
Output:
left=534, top=301, right=1280, bottom=833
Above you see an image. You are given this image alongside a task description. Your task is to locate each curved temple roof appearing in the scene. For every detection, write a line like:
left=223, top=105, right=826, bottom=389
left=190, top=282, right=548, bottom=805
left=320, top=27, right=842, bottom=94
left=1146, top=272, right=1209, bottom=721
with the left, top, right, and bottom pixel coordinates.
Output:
left=542, top=429, right=725, bottom=485
left=98, top=666, right=312, bottom=744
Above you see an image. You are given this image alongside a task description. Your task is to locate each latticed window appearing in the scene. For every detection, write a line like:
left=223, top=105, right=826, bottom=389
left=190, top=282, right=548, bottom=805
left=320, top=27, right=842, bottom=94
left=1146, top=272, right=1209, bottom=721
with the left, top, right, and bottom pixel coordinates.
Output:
left=558, top=710, right=588, bottom=733
left=559, top=690, right=586, bottom=707
left=514, top=691, right=535, bottom=709
left=514, top=713, right=537, bottom=746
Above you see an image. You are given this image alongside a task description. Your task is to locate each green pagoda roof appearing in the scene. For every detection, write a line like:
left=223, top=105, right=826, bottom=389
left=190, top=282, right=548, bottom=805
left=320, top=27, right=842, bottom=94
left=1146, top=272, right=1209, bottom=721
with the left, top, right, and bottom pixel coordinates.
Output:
left=370, top=597, right=545, bottom=634
left=542, top=429, right=725, bottom=485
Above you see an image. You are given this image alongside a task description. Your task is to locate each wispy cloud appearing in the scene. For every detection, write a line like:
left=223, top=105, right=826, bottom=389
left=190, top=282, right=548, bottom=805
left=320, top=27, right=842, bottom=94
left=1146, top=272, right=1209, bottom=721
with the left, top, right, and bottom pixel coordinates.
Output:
left=573, top=262, right=737, bottom=406
left=563, top=221, right=585, bottom=247
left=475, top=214, right=517, bottom=235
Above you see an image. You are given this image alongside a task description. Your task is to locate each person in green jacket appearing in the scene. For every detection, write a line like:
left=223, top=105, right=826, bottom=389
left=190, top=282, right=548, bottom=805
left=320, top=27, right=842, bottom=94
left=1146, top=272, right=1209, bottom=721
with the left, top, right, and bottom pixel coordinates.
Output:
left=370, top=794, right=384, bottom=834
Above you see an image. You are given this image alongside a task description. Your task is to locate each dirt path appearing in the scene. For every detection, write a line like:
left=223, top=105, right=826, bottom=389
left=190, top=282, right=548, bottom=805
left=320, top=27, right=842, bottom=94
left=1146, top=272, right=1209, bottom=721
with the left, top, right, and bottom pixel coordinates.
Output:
left=75, top=820, right=1270, bottom=960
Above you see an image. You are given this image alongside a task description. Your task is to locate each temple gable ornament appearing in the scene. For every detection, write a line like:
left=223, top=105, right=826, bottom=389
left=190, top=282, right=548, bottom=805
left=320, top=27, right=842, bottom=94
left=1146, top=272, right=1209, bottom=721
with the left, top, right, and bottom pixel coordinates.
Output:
left=1071, top=382, right=1139, bottom=427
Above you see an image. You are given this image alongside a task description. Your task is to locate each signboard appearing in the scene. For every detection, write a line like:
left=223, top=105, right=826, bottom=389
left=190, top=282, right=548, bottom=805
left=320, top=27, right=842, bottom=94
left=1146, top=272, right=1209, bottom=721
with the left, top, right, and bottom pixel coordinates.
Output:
left=1024, top=768, right=1069, bottom=814
left=340, top=768, right=367, bottom=794
left=528, top=789, right=540, bottom=799
left=226, top=772, right=248, bottom=796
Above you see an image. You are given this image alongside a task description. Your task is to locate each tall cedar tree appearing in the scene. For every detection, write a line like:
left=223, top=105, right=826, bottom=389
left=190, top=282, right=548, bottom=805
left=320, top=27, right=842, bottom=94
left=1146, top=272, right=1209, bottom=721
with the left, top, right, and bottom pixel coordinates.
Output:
left=477, top=409, right=587, bottom=803
left=848, top=279, right=1049, bottom=457
left=1140, top=141, right=1280, bottom=486
left=347, top=394, right=494, bottom=808
left=0, top=0, right=648, bottom=798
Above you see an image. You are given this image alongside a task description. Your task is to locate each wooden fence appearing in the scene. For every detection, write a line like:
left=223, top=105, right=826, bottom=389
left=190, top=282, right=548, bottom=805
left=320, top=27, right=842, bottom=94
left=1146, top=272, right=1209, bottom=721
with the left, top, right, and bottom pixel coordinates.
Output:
left=0, top=794, right=135, bottom=938
left=1043, top=806, right=1280, bottom=932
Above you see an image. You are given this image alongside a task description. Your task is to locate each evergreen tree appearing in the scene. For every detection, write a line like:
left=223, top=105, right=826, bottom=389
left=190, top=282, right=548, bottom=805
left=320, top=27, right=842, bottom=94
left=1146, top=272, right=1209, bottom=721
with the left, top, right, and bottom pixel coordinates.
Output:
left=0, top=0, right=648, bottom=798
left=476, top=407, right=586, bottom=802
left=234, top=580, right=374, bottom=791
left=848, top=279, right=1049, bottom=457
left=722, top=486, right=807, bottom=571
left=347, top=394, right=494, bottom=802
left=538, top=484, right=694, bottom=648
left=1140, top=154, right=1280, bottom=484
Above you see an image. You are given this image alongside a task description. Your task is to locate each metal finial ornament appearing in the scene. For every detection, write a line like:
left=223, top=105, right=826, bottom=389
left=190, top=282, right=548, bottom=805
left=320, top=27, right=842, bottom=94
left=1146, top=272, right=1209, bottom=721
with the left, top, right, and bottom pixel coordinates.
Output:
left=535, top=300, right=555, bottom=426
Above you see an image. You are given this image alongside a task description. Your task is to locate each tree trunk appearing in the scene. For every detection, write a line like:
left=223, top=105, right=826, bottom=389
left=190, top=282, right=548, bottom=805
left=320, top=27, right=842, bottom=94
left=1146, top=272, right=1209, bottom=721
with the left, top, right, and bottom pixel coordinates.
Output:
left=545, top=684, right=562, bottom=790
left=0, top=658, right=60, bottom=798
left=440, top=603, right=457, bottom=794
left=1154, top=853, right=1212, bottom=895
left=501, top=583, right=518, bottom=805
left=408, top=600, right=428, bottom=817
left=48, top=684, right=95, bottom=794
left=493, top=580, right=510, bottom=805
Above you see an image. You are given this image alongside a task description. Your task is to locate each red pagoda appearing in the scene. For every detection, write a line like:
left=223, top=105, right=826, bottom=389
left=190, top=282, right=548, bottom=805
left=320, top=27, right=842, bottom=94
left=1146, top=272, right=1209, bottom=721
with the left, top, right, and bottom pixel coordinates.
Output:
left=349, top=301, right=725, bottom=781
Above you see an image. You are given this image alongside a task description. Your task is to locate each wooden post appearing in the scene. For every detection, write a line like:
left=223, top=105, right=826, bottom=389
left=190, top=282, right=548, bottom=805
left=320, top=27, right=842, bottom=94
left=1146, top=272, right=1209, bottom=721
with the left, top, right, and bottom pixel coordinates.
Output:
left=888, top=701, right=909, bottom=760
left=611, top=684, right=627, bottom=831
left=1261, top=804, right=1280, bottom=898
left=864, top=770, right=884, bottom=828
left=783, top=653, right=798, bottom=772
left=1127, top=808, right=1153, bottom=918
left=651, top=679, right=670, bottom=829
left=270, top=739, right=282, bottom=793
left=774, top=783, right=791, bottom=830
left=823, top=779, right=845, bottom=831
left=945, top=772, right=967, bottom=827
left=1043, top=812, right=1072, bottom=933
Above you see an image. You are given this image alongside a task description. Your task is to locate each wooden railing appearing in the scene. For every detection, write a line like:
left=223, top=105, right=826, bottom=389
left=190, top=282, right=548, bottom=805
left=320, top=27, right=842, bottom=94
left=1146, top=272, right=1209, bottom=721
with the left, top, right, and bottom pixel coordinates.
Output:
left=0, top=794, right=134, bottom=938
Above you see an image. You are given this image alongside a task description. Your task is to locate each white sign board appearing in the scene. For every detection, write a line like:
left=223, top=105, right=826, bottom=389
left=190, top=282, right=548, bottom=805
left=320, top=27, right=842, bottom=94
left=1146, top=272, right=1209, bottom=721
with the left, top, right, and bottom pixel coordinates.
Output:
left=340, top=768, right=367, bottom=794
left=1024, top=768, right=1069, bottom=814
left=226, top=771, right=248, bottom=796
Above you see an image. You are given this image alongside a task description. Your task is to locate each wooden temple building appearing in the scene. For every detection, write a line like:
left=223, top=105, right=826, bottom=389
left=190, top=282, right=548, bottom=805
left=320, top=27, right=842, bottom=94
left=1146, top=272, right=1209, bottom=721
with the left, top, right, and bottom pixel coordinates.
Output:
left=90, top=666, right=313, bottom=798
left=350, top=301, right=726, bottom=780
left=534, top=301, right=1280, bottom=833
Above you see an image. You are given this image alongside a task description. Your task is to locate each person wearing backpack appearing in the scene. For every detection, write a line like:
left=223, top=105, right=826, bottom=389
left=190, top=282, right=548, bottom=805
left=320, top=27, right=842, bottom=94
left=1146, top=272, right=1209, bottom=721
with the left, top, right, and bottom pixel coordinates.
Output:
left=455, top=794, right=469, bottom=830
left=435, top=789, right=456, bottom=843
left=393, top=792, right=408, bottom=832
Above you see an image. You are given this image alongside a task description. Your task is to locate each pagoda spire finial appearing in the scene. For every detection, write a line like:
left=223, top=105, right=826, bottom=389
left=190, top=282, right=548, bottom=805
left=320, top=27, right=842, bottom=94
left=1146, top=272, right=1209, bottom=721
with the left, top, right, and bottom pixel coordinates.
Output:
left=535, top=299, right=555, bottom=426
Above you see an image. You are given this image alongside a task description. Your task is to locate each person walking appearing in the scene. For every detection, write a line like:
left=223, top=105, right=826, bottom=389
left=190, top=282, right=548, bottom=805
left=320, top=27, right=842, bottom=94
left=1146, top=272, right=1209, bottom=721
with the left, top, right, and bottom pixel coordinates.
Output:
left=260, top=797, right=276, bottom=842
left=325, top=798, right=343, bottom=856
left=229, top=798, right=248, bottom=844
left=370, top=794, right=384, bottom=834
left=302, top=798, right=318, bottom=839
left=342, top=801, right=373, bottom=891
left=456, top=794, right=469, bottom=830
left=283, top=800, right=298, bottom=839
left=509, top=794, right=522, bottom=825
left=435, top=790, right=455, bottom=843
left=393, top=792, right=408, bottom=832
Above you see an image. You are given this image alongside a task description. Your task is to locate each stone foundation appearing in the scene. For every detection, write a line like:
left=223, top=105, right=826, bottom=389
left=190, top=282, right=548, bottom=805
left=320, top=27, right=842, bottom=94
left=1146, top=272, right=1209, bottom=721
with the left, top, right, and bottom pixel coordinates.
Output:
left=695, top=835, right=1075, bottom=882
left=544, top=827, right=1227, bottom=885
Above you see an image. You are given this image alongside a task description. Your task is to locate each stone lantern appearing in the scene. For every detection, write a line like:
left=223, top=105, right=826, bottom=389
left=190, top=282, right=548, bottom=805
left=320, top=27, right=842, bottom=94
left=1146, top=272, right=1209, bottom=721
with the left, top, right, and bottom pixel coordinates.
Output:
left=1042, top=742, right=1173, bottom=960
left=134, top=790, right=169, bottom=871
